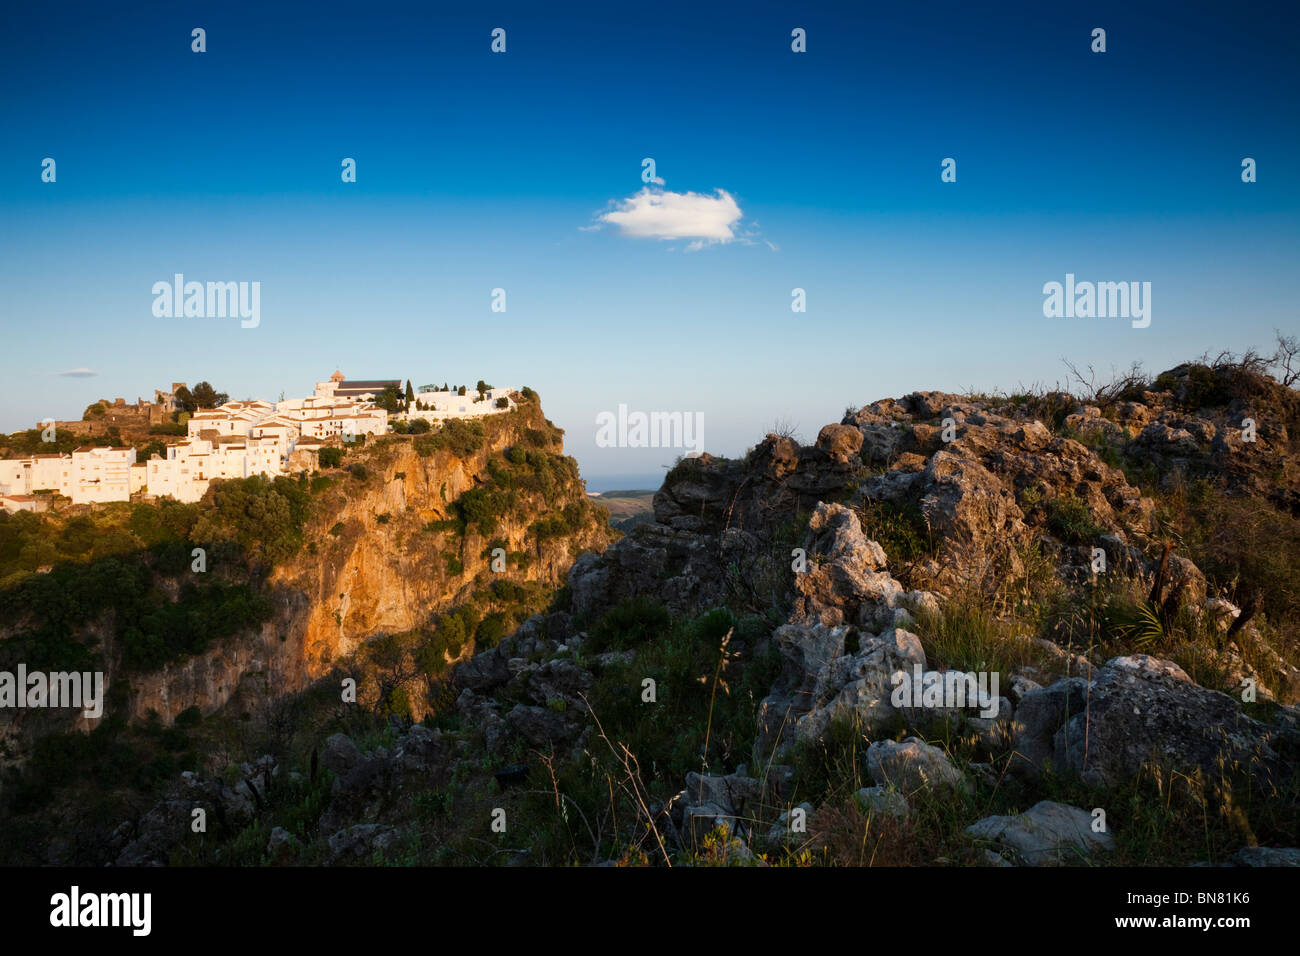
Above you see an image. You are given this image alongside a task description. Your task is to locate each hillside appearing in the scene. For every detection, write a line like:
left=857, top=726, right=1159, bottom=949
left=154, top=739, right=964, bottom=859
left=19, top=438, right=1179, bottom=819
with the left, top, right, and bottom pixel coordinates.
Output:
left=0, top=392, right=614, bottom=863
left=6, top=356, right=1300, bottom=868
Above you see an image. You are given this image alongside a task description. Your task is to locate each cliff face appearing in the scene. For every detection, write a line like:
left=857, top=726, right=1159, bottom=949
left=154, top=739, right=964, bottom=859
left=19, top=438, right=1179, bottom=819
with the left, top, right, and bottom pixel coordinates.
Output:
left=121, top=400, right=611, bottom=722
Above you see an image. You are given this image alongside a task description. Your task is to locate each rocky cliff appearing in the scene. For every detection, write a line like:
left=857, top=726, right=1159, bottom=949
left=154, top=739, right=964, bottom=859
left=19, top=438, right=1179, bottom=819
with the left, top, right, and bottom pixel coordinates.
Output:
left=121, top=398, right=612, bottom=724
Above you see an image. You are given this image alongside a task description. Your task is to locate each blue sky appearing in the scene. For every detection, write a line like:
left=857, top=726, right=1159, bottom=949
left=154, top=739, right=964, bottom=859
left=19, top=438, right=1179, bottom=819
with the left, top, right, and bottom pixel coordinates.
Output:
left=1, top=0, right=1296, bottom=489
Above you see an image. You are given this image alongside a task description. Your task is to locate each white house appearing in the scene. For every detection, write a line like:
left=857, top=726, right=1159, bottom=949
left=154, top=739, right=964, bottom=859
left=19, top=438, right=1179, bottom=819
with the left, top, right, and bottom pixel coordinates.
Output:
left=405, top=386, right=515, bottom=422
left=70, top=446, right=136, bottom=503
left=0, top=448, right=136, bottom=505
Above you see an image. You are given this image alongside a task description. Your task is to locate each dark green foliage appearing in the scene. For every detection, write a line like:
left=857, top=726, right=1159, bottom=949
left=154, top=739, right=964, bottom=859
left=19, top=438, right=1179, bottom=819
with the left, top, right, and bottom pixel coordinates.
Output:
left=1045, top=492, right=1103, bottom=545
left=317, top=447, right=343, bottom=468
left=1154, top=365, right=1231, bottom=411
left=191, top=475, right=311, bottom=565
left=586, top=597, right=672, bottom=654
left=531, top=501, right=589, bottom=542
left=413, top=418, right=485, bottom=459
left=455, top=486, right=514, bottom=536
left=585, top=605, right=783, bottom=782
left=857, top=499, right=935, bottom=570
left=0, top=428, right=82, bottom=457
left=476, top=612, right=508, bottom=649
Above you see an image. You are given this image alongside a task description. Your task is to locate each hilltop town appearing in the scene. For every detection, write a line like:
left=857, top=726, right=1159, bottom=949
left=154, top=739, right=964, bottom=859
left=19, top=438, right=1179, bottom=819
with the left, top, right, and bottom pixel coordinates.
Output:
left=0, top=372, right=516, bottom=509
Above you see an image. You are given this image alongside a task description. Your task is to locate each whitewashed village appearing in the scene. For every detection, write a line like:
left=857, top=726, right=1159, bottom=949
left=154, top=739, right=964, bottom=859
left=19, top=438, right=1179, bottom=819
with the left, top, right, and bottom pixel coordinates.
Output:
left=0, top=372, right=515, bottom=510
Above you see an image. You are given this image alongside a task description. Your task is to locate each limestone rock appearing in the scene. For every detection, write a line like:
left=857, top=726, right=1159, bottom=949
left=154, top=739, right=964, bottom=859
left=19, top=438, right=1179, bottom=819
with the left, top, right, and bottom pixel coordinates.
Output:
left=965, top=800, right=1113, bottom=865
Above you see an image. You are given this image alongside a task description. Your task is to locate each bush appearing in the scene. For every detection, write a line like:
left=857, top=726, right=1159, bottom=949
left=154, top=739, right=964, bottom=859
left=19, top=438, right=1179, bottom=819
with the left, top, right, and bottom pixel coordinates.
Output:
left=1045, top=492, right=1103, bottom=545
left=318, top=447, right=344, bottom=468
left=190, top=475, right=310, bottom=565
left=476, top=612, right=508, bottom=649
left=587, top=597, right=671, bottom=653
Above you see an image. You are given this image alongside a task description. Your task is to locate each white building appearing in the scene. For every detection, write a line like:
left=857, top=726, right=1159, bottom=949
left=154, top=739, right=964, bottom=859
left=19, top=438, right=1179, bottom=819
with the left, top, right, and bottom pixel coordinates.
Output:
left=70, top=446, right=136, bottom=503
left=0, top=447, right=136, bottom=505
left=144, top=435, right=287, bottom=503
left=405, top=386, right=515, bottom=422
left=0, top=371, right=479, bottom=507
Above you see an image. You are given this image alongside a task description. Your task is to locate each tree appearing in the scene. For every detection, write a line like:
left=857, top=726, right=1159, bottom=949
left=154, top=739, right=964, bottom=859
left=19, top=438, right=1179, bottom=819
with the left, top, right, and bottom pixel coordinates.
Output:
left=189, top=382, right=229, bottom=409
left=404, top=380, right=415, bottom=406
left=173, top=386, right=195, bottom=414
left=457, top=385, right=467, bottom=396
left=1272, top=329, right=1300, bottom=388
left=377, top=385, right=403, bottom=414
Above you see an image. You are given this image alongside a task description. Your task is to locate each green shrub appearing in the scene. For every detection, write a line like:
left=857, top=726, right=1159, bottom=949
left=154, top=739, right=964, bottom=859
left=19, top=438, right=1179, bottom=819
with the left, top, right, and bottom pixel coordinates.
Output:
left=587, top=597, right=671, bottom=653
left=476, top=612, right=508, bottom=649
left=1045, top=492, right=1103, bottom=545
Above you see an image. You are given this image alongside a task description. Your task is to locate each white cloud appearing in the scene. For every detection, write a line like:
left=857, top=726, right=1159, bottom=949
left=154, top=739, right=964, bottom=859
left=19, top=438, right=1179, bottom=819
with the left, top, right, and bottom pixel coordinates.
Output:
left=56, top=368, right=97, bottom=377
left=594, top=187, right=744, bottom=246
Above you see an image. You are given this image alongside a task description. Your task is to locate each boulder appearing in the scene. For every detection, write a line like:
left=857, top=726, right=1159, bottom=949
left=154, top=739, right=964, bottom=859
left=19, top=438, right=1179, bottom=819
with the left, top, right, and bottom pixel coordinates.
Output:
left=865, top=736, right=968, bottom=794
left=965, top=800, right=1113, bottom=865
left=816, top=423, right=864, bottom=465
left=1054, top=655, right=1290, bottom=787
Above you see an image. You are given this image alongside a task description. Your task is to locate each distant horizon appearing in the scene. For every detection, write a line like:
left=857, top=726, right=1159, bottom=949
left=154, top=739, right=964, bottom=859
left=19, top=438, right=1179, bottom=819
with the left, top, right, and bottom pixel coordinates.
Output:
left=2, top=0, right=1296, bottom=488
left=2, top=339, right=1288, bottom=491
